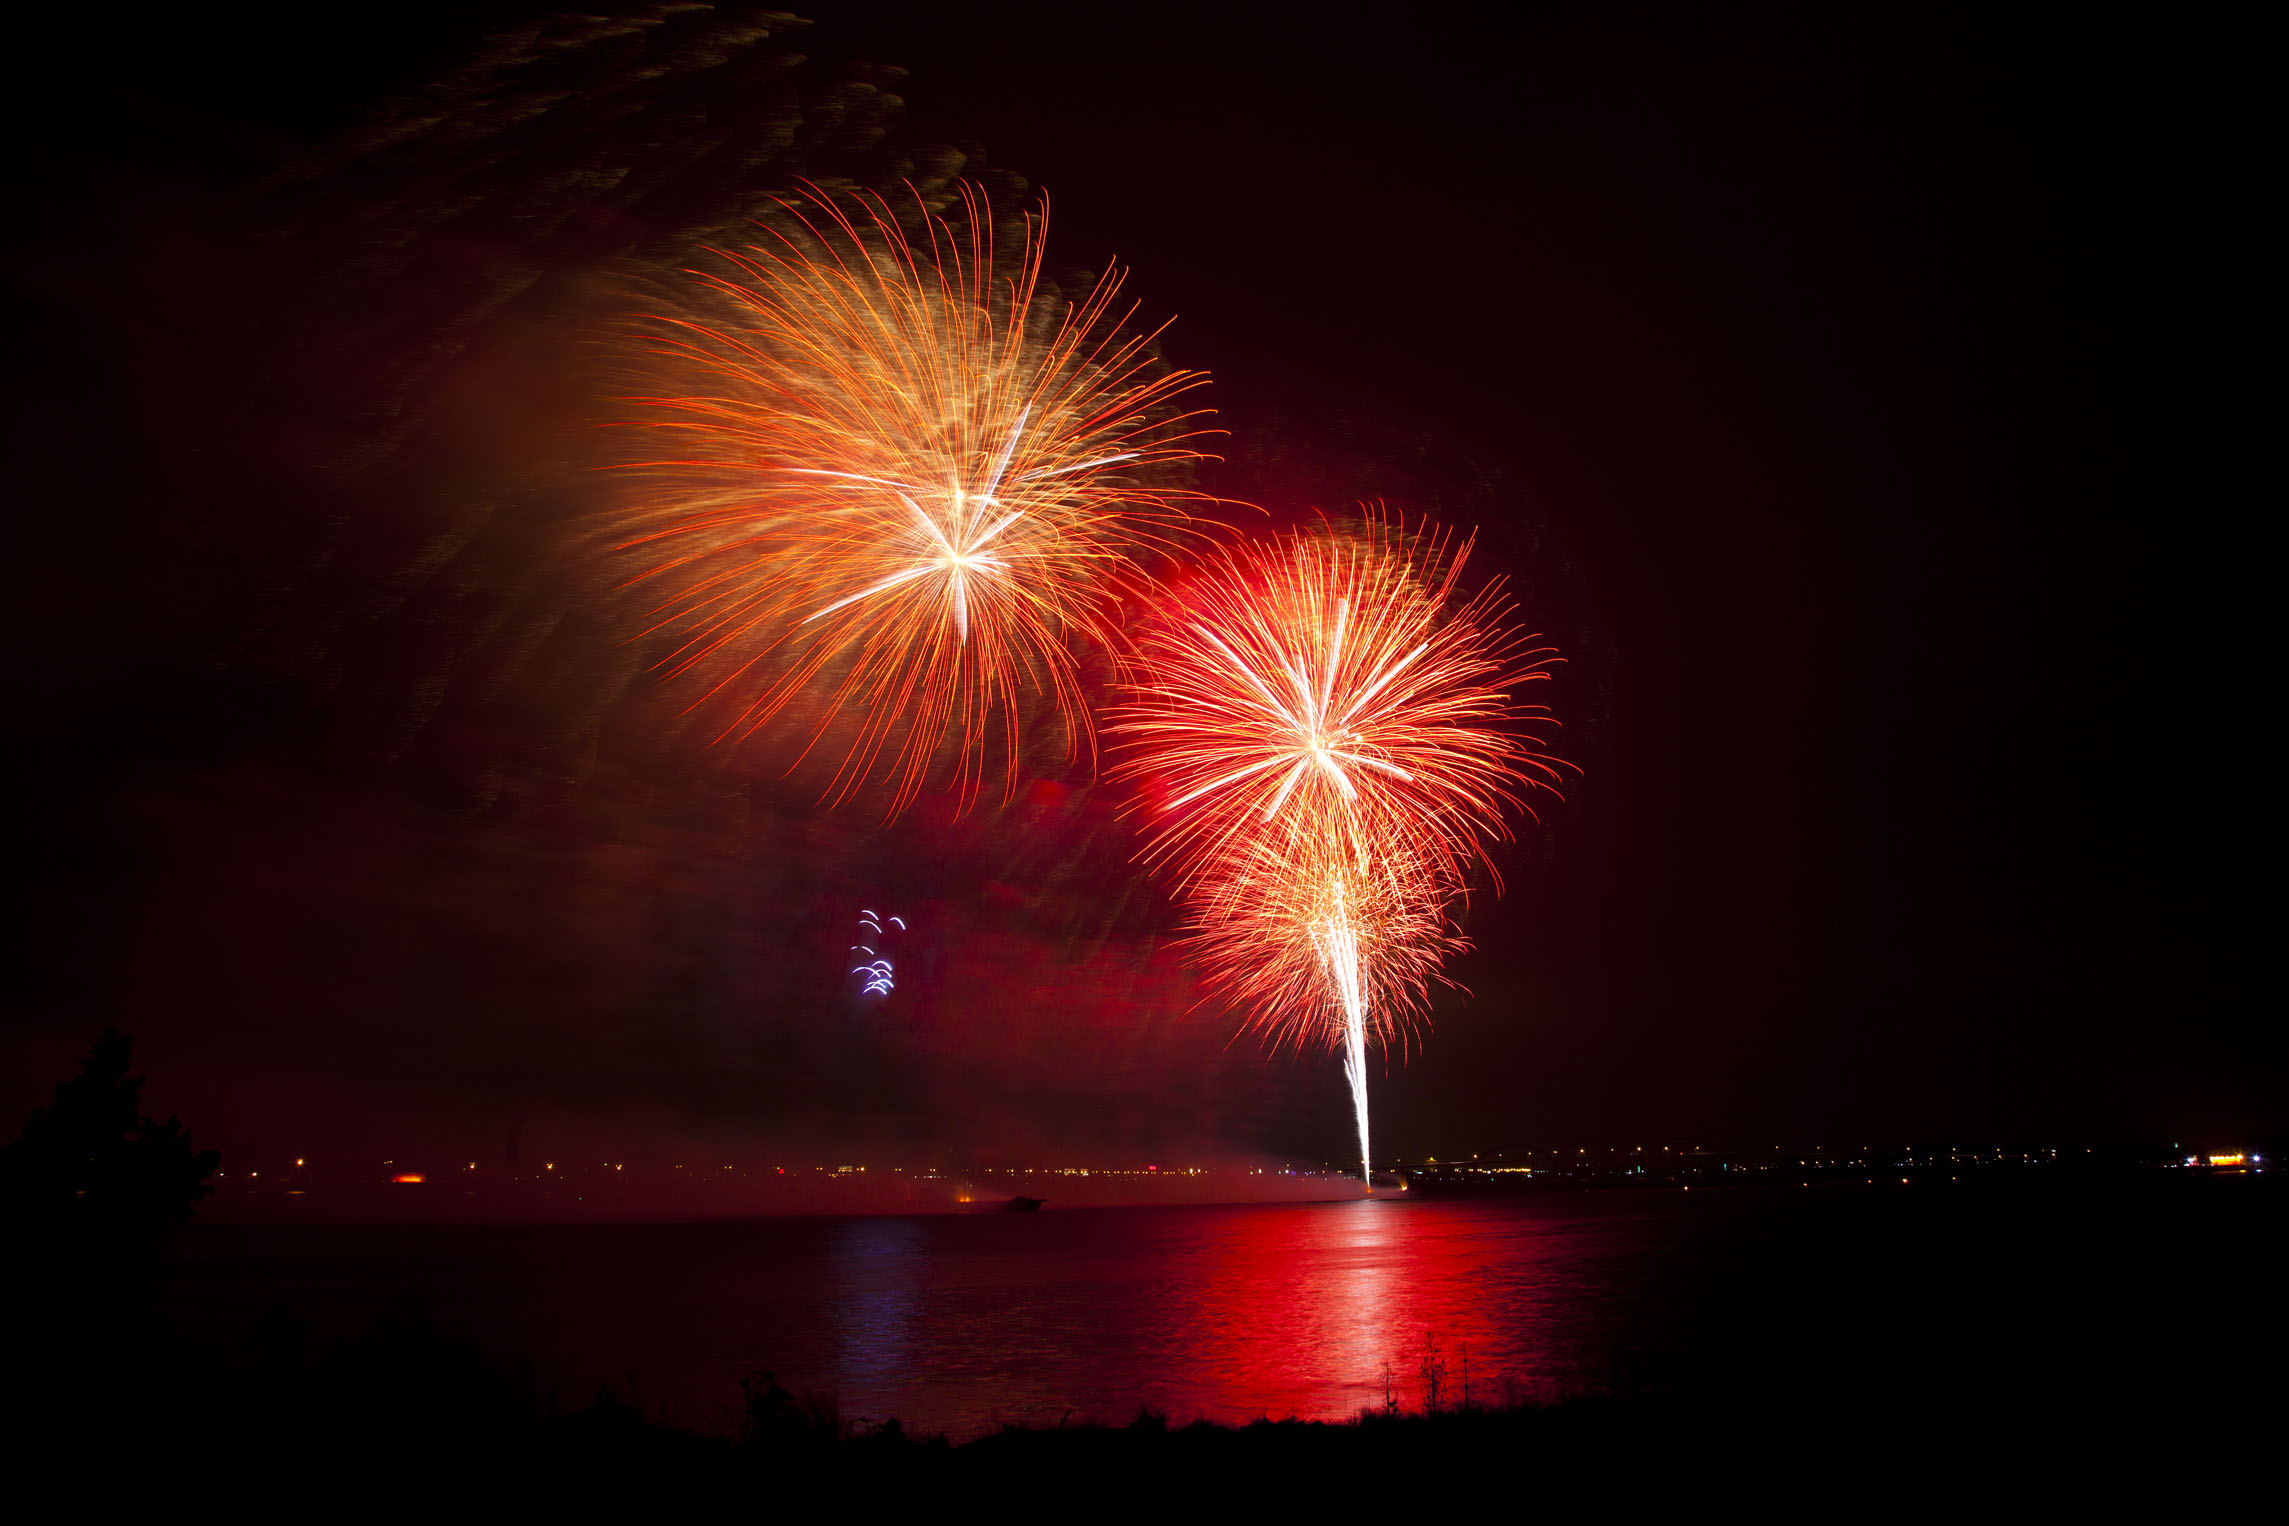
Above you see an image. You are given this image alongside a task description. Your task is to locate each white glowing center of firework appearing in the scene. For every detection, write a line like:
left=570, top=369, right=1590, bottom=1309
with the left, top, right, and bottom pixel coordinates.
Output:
left=798, top=407, right=1059, bottom=645
left=1167, top=598, right=1430, bottom=821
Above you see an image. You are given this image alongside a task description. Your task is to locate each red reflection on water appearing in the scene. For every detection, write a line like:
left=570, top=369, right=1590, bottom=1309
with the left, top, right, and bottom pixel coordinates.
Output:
left=786, top=1197, right=1639, bottom=1434
left=1150, top=1198, right=1584, bottom=1421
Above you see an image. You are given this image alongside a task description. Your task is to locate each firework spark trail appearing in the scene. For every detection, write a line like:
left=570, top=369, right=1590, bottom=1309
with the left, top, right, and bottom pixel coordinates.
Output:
left=611, top=184, right=1217, bottom=817
left=1186, top=815, right=1455, bottom=1183
left=1112, top=512, right=1569, bottom=1182
left=1315, top=868, right=1374, bottom=1191
left=1184, top=819, right=1456, bottom=1060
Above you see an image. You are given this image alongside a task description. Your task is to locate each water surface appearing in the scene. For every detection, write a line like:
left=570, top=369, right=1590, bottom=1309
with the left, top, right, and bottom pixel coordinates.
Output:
left=160, top=1196, right=1688, bottom=1435
left=154, top=1179, right=2274, bottom=1437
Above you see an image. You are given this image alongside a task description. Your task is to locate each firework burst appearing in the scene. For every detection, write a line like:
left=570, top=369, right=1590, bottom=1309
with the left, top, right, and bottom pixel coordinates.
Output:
left=1114, top=512, right=1566, bottom=895
left=612, top=184, right=1215, bottom=816
left=1112, top=511, right=1569, bottom=1179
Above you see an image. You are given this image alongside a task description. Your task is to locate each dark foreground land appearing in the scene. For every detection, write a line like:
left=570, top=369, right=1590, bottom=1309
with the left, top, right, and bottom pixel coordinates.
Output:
left=11, top=1362, right=2272, bottom=1508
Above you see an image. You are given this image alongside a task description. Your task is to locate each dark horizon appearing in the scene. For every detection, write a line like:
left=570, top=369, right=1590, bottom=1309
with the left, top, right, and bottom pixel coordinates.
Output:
left=7, top=2, right=2275, bottom=1190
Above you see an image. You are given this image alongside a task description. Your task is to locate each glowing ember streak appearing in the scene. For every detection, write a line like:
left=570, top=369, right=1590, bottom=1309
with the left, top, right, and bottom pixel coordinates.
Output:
left=611, top=184, right=1216, bottom=817
left=1112, top=512, right=1570, bottom=1182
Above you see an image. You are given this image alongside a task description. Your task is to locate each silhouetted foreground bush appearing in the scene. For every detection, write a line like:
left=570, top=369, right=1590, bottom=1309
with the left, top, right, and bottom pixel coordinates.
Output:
left=2, top=1031, right=218, bottom=1258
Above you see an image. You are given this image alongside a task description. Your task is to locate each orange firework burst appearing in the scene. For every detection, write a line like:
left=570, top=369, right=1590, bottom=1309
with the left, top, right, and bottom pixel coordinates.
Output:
left=1111, top=512, right=1569, bottom=1180
left=612, top=184, right=1215, bottom=815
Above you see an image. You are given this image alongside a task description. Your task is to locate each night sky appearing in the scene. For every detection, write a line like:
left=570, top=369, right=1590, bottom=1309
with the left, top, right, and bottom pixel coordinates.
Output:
left=7, top=3, right=2273, bottom=1179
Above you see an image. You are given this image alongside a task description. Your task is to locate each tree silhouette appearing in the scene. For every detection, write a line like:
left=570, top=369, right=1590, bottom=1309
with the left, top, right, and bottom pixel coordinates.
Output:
left=0, top=1029, right=219, bottom=1254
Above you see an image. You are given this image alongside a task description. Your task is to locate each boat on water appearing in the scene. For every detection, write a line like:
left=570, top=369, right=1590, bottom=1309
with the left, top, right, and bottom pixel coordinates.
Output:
left=1002, top=1195, right=1045, bottom=1213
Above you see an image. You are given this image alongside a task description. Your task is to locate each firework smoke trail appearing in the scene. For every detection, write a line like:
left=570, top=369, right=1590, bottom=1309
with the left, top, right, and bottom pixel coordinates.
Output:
left=1113, top=512, right=1568, bottom=1182
left=612, top=184, right=1217, bottom=817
